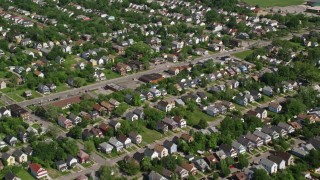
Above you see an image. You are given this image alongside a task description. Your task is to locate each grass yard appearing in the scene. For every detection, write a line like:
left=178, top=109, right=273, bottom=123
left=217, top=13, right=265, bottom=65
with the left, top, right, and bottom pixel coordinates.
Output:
left=103, top=69, right=121, bottom=79
left=140, top=126, right=164, bottom=144
left=242, top=0, right=305, bottom=7
left=6, top=92, right=25, bottom=102
left=233, top=50, right=253, bottom=59
left=0, top=100, right=5, bottom=106
left=186, top=107, right=215, bottom=126
left=48, top=168, right=62, bottom=179
left=55, top=84, right=70, bottom=92
left=16, top=169, right=35, bottom=180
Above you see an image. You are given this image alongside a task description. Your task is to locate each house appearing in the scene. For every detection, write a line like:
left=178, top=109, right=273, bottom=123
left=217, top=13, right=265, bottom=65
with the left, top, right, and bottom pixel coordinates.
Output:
left=233, top=172, right=247, bottom=180
left=4, top=135, right=17, bottom=147
left=232, top=141, right=246, bottom=154
left=219, top=144, right=237, bottom=158
left=206, top=105, right=220, bottom=117
left=116, top=63, right=130, bottom=75
left=181, top=162, right=198, bottom=176
left=175, top=98, right=185, bottom=106
left=22, top=146, right=33, bottom=156
left=269, top=102, right=282, bottom=113
left=128, top=132, right=142, bottom=144
left=149, top=88, right=161, bottom=97
left=157, top=100, right=175, bottom=112
left=253, top=130, right=272, bottom=144
left=69, top=113, right=82, bottom=125
left=24, top=90, right=32, bottom=98
left=175, top=166, right=189, bottom=179
left=204, top=155, right=218, bottom=167
left=99, top=142, right=113, bottom=154
left=100, top=101, right=114, bottom=113
left=194, top=159, right=211, bottom=172
left=277, top=122, right=295, bottom=134
left=66, top=155, right=78, bottom=167
left=125, top=112, right=138, bottom=121
left=0, top=80, right=6, bottom=89
left=90, top=128, right=103, bottom=138
left=99, top=123, right=111, bottom=135
left=109, top=120, right=121, bottom=131
left=51, top=96, right=81, bottom=110
left=2, top=153, right=15, bottom=166
left=291, top=147, right=310, bottom=158
left=117, top=135, right=132, bottom=148
left=76, top=175, right=88, bottom=180
left=29, top=163, right=48, bottom=179
left=4, top=172, right=21, bottom=180
left=144, top=148, right=159, bottom=160
left=77, top=150, right=90, bottom=163
left=245, top=133, right=263, bottom=147
left=0, top=107, right=11, bottom=118
left=57, top=116, right=74, bottom=129
left=234, top=94, right=249, bottom=106
left=163, top=140, right=177, bottom=154
left=92, top=104, right=106, bottom=115
left=261, top=126, right=280, bottom=140
left=221, top=101, right=235, bottom=111
left=156, top=122, right=168, bottom=133
left=34, top=70, right=44, bottom=78
left=262, top=86, right=274, bottom=96
left=109, top=98, right=120, bottom=108
left=271, top=151, right=294, bottom=166
left=260, top=158, right=277, bottom=174
left=237, top=136, right=254, bottom=151
left=173, top=116, right=187, bottom=128
left=154, top=144, right=168, bottom=158
left=55, top=160, right=68, bottom=172
left=18, top=131, right=28, bottom=143
left=148, top=171, right=168, bottom=180
left=162, top=117, right=178, bottom=130
left=38, top=84, right=50, bottom=94
left=109, top=137, right=123, bottom=152
left=180, top=133, right=194, bottom=143
left=133, top=108, right=144, bottom=119
left=270, top=126, right=287, bottom=137
left=267, top=155, right=286, bottom=170
left=8, top=104, right=30, bottom=120
left=12, top=149, right=27, bottom=163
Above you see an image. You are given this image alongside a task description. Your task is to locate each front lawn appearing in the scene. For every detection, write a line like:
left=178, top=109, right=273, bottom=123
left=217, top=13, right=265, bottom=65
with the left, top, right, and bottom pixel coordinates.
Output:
left=186, top=107, right=215, bottom=126
left=243, top=0, right=305, bottom=7
left=140, top=126, right=164, bottom=144
left=55, top=84, right=70, bottom=93
left=16, top=169, right=35, bottom=180
left=103, top=69, right=121, bottom=79
left=233, top=50, right=253, bottom=60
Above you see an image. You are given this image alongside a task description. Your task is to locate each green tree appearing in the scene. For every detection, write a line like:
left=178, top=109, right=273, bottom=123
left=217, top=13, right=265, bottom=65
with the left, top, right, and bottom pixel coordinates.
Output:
left=253, top=169, right=269, bottom=180
left=99, top=165, right=117, bottom=180
left=68, top=126, right=82, bottom=139
left=238, top=154, right=249, bottom=169
left=198, top=119, right=208, bottom=129
left=119, top=159, right=140, bottom=175
left=84, top=140, right=95, bottom=154
left=141, top=157, right=152, bottom=171
left=219, top=159, right=230, bottom=177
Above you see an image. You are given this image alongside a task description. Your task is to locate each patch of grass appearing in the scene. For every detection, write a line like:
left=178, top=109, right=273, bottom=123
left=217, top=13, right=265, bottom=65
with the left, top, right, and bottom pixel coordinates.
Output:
left=16, top=169, right=35, bottom=180
left=32, top=123, right=41, bottom=129
left=234, top=104, right=247, bottom=112
left=55, top=84, right=70, bottom=92
left=48, top=168, right=62, bottom=179
left=82, top=161, right=94, bottom=168
left=260, top=146, right=268, bottom=152
left=0, top=100, right=5, bottom=107
left=140, top=126, right=164, bottom=144
left=233, top=50, right=253, bottom=60
left=6, top=93, right=25, bottom=102
left=103, top=69, right=121, bottom=79
left=186, top=107, right=215, bottom=126
left=243, top=0, right=305, bottom=7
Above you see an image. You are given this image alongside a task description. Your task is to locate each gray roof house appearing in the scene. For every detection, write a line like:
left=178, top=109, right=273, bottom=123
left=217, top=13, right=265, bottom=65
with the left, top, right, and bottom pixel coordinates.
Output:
left=253, top=130, right=272, bottom=144
left=98, top=142, right=113, bottom=154
left=163, top=140, right=177, bottom=154
left=109, top=137, right=123, bottom=152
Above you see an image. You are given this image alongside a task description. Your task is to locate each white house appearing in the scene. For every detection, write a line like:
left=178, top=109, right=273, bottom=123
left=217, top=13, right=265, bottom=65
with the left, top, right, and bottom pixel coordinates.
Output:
left=260, top=158, right=278, bottom=174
